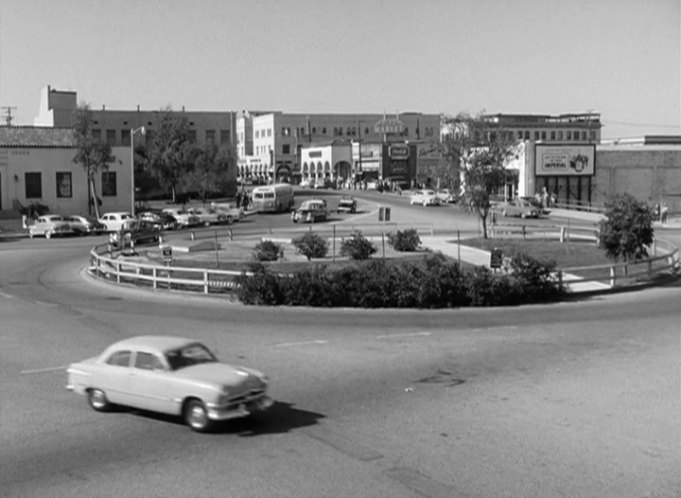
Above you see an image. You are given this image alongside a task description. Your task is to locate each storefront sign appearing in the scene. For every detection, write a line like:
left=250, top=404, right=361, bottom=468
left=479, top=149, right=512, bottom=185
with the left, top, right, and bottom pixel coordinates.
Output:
left=389, top=144, right=409, bottom=159
left=535, top=144, right=595, bottom=176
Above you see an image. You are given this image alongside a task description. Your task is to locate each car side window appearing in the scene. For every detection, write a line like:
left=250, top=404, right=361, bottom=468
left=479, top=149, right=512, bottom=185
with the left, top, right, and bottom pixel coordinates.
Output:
left=106, top=350, right=132, bottom=367
left=134, top=352, right=164, bottom=370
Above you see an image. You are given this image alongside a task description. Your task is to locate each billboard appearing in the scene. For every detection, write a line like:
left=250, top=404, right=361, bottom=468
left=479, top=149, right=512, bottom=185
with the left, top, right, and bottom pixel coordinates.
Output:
left=535, top=144, right=595, bottom=176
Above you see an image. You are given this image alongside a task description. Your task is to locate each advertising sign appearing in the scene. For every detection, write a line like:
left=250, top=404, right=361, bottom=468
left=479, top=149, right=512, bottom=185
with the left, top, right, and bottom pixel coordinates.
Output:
left=374, top=117, right=405, bottom=134
left=388, top=144, right=409, bottom=160
left=535, top=144, right=595, bottom=176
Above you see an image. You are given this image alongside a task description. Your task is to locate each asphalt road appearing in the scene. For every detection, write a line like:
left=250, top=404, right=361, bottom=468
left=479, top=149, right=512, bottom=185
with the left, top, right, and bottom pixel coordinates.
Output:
left=1, top=198, right=680, bottom=498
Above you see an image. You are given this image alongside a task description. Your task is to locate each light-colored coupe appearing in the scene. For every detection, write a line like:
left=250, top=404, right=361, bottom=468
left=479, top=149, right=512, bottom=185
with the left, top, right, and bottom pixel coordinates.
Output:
left=66, top=336, right=273, bottom=432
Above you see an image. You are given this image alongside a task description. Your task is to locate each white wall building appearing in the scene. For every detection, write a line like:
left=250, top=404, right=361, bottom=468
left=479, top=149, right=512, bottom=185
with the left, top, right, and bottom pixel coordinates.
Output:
left=0, top=127, right=133, bottom=217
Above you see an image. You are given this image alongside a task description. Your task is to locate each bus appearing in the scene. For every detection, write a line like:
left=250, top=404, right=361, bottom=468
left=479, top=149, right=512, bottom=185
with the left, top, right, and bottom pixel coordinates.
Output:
left=251, top=183, right=295, bottom=213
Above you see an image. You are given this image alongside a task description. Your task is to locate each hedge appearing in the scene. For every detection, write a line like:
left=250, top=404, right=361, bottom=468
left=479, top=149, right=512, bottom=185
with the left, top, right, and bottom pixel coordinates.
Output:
left=235, top=252, right=565, bottom=308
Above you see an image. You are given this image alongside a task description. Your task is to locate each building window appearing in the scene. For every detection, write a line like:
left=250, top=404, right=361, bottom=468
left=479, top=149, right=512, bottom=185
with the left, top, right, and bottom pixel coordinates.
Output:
left=220, top=129, right=230, bottom=144
left=524, top=131, right=530, bottom=140
left=206, top=130, right=216, bottom=143
left=283, top=144, right=291, bottom=154
left=566, top=131, right=572, bottom=140
left=550, top=131, right=556, bottom=140
left=322, top=127, right=327, bottom=134
left=557, top=131, right=563, bottom=140
left=517, top=131, right=523, bottom=140
left=312, top=127, right=317, bottom=134
left=365, top=127, right=370, bottom=135
left=56, top=172, right=72, bottom=198
left=255, top=130, right=260, bottom=138
left=121, top=129, right=131, bottom=146
left=534, top=131, right=539, bottom=140
left=188, top=130, right=197, bottom=143
left=106, top=129, right=116, bottom=145
left=92, top=129, right=101, bottom=142
left=267, top=129, right=272, bottom=137
left=589, top=131, right=596, bottom=140
left=101, top=171, right=117, bottom=196
left=582, top=131, right=587, bottom=140
left=541, top=131, right=547, bottom=140
left=25, top=172, right=42, bottom=199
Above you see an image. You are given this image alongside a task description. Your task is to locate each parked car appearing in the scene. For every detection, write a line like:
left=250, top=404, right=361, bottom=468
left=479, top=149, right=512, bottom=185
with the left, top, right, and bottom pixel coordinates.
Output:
left=299, top=179, right=313, bottom=188
left=313, top=179, right=335, bottom=189
left=436, top=189, right=456, bottom=204
left=210, top=202, right=246, bottom=223
left=138, top=211, right=179, bottom=231
left=99, top=212, right=134, bottom=232
left=28, top=214, right=76, bottom=239
left=108, top=219, right=161, bottom=248
left=66, top=335, right=273, bottom=432
left=337, top=196, right=357, bottom=214
left=499, top=199, right=540, bottom=218
left=291, top=199, right=328, bottom=223
left=409, top=190, right=441, bottom=206
left=65, top=215, right=106, bottom=235
left=161, top=208, right=200, bottom=228
left=188, top=207, right=229, bottom=226
left=520, top=197, right=551, bottom=215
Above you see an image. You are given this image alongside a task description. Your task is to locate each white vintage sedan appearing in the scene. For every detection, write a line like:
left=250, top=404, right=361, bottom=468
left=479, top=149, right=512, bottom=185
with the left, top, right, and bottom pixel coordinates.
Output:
left=66, top=336, right=273, bottom=432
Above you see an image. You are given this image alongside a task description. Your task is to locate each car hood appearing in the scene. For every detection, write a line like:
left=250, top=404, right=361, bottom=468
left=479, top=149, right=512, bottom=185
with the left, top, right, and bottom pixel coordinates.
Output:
left=173, top=362, right=265, bottom=389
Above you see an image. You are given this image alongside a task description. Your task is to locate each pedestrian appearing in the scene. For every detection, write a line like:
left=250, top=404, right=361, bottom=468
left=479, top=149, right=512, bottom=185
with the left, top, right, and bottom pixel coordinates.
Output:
left=661, top=203, right=669, bottom=223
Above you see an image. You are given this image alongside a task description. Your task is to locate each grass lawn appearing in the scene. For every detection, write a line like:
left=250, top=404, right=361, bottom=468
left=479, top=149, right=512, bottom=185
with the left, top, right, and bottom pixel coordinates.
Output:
left=461, top=237, right=612, bottom=269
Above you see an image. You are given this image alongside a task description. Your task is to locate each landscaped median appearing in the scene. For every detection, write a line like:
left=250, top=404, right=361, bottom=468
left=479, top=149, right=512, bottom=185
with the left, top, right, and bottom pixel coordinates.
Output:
left=86, top=221, right=679, bottom=308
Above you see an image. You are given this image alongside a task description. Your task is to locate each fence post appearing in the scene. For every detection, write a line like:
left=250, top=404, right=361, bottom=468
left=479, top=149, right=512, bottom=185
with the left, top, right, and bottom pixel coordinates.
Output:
left=522, top=225, right=526, bottom=240
left=190, top=231, right=195, bottom=241
left=153, top=267, right=157, bottom=289
left=204, top=271, right=209, bottom=294
left=609, top=266, right=616, bottom=287
left=560, top=226, right=565, bottom=243
left=229, top=228, right=233, bottom=242
left=557, top=271, right=563, bottom=289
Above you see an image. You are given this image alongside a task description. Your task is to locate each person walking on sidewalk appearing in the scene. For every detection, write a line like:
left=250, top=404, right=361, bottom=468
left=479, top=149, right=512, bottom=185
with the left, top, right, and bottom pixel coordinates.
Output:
left=660, top=203, right=669, bottom=224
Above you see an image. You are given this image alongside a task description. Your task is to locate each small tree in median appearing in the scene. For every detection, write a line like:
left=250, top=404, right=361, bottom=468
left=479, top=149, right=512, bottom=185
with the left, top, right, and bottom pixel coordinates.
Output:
left=599, top=193, right=654, bottom=263
left=340, top=230, right=376, bottom=260
left=292, top=232, right=329, bottom=260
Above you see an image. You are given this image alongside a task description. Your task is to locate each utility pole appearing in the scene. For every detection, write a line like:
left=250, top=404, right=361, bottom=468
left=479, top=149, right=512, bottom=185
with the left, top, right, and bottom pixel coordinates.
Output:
left=2, top=106, right=17, bottom=126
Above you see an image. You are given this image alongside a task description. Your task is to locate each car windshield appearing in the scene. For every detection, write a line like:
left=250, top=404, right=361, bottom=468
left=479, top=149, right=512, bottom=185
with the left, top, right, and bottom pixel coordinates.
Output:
left=165, top=343, right=217, bottom=370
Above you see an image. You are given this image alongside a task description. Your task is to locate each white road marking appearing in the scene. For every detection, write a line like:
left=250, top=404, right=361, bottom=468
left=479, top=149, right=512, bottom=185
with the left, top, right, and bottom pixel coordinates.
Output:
left=0, top=290, right=15, bottom=299
left=375, top=332, right=432, bottom=339
left=274, top=339, right=329, bottom=348
left=21, top=365, right=68, bottom=375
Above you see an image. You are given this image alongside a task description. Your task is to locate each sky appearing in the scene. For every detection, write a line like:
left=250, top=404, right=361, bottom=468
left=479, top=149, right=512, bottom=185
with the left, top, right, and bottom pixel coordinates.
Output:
left=0, top=0, right=679, bottom=140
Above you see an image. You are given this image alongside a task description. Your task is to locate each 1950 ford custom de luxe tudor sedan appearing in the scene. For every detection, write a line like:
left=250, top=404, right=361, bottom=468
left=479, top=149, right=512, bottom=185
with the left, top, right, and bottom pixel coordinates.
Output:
left=66, top=336, right=273, bottom=432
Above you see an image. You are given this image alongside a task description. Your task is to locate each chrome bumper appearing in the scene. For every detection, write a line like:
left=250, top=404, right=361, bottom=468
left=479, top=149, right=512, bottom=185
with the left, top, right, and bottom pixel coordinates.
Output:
left=207, top=396, right=274, bottom=421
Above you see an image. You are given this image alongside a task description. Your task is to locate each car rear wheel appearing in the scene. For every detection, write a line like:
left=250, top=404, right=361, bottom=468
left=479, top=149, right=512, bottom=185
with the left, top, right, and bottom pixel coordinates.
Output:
left=184, top=399, right=212, bottom=432
left=88, top=388, right=111, bottom=412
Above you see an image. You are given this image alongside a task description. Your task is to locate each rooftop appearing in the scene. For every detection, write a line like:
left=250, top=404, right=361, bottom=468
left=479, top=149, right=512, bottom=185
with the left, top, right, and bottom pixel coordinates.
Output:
left=0, top=126, right=75, bottom=148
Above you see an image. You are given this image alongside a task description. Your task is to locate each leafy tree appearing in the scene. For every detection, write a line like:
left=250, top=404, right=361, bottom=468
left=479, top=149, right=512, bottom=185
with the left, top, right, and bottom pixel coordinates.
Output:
left=186, top=141, right=235, bottom=203
left=71, top=104, right=116, bottom=218
left=599, top=193, right=654, bottom=262
left=292, top=232, right=329, bottom=260
left=440, top=112, right=519, bottom=238
left=340, top=230, right=376, bottom=260
left=146, top=108, right=197, bottom=203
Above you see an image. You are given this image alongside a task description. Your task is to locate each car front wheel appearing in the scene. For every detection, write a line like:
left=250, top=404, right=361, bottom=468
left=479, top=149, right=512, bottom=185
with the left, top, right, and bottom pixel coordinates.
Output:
left=184, top=399, right=212, bottom=432
left=88, top=388, right=111, bottom=412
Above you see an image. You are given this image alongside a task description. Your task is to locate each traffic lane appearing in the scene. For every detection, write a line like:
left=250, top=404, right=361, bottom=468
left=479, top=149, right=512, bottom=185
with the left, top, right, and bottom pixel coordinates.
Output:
left=3, top=301, right=678, bottom=497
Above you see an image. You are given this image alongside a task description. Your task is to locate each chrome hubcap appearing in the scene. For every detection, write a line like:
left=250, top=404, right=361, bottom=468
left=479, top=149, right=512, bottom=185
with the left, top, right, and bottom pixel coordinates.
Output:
left=189, top=404, right=207, bottom=428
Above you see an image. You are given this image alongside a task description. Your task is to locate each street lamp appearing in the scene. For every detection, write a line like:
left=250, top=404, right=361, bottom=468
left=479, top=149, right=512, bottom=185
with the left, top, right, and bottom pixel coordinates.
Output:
left=130, top=126, right=146, bottom=215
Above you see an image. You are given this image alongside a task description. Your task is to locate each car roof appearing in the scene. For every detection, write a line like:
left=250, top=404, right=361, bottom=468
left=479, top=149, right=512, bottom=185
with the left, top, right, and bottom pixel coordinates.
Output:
left=104, top=335, right=199, bottom=354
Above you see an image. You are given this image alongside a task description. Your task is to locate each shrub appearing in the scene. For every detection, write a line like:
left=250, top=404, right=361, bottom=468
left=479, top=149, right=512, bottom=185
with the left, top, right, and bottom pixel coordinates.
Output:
left=388, top=228, right=421, bottom=252
left=253, top=240, right=283, bottom=262
left=292, top=232, right=329, bottom=260
left=19, top=201, right=50, bottom=218
left=235, top=263, right=285, bottom=305
left=340, top=230, right=376, bottom=260
left=507, top=252, right=564, bottom=302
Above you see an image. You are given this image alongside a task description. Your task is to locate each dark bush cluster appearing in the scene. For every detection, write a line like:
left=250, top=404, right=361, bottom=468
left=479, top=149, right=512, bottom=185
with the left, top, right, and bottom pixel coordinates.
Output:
left=235, top=252, right=565, bottom=308
left=252, top=240, right=283, bottom=262
left=340, top=230, right=376, bottom=260
left=292, top=232, right=329, bottom=260
left=387, top=228, right=421, bottom=252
